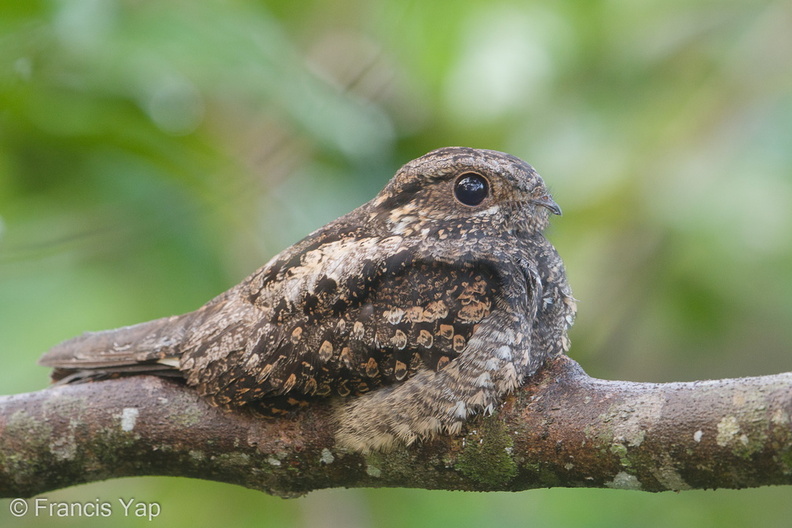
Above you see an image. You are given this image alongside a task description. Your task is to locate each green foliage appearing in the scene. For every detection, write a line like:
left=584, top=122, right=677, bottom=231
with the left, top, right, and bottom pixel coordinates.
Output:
left=1, top=0, right=792, bottom=526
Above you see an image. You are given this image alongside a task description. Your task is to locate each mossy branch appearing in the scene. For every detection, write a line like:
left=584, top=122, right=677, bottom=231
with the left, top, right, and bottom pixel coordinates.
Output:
left=1, top=356, right=791, bottom=498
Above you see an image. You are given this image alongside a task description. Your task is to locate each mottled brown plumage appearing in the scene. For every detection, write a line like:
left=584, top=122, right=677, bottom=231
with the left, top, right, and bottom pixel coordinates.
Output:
left=40, top=147, right=576, bottom=452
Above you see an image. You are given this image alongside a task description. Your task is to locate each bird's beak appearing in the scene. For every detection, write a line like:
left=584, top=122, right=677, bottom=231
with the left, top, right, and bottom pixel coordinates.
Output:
left=533, top=194, right=562, bottom=216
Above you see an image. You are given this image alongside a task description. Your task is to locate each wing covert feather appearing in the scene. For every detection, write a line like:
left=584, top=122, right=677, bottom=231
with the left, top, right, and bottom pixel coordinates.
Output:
left=179, top=236, right=502, bottom=406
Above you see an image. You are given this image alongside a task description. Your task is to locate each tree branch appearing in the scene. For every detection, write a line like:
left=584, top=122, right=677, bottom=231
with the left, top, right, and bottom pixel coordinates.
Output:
left=1, top=356, right=790, bottom=498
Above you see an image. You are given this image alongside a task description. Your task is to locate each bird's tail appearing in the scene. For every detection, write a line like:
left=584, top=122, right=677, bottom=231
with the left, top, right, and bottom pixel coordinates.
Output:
left=39, top=314, right=192, bottom=382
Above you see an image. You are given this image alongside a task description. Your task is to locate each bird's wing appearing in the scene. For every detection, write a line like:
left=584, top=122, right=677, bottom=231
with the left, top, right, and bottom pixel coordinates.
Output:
left=333, top=255, right=548, bottom=452
left=179, top=234, right=502, bottom=406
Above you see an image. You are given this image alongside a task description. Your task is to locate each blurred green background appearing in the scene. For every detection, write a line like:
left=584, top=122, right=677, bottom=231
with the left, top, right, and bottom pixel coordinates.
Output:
left=2, top=0, right=791, bottom=526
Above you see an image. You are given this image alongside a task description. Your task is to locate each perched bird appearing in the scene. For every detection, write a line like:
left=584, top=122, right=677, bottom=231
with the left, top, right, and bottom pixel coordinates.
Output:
left=40, top=147, right=576, bottom=453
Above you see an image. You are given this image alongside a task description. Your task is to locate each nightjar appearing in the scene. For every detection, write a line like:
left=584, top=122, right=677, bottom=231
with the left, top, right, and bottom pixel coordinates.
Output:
left=40, top=147, right=576, bottom=453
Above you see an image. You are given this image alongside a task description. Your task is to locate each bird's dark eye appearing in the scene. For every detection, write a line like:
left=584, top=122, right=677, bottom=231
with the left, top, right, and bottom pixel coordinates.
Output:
left=454, top=173, right=489, bottom=206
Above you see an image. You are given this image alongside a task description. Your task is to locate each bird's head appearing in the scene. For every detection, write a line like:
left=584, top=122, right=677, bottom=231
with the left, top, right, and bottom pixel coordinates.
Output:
left=370, top=147, right=560, bottom=238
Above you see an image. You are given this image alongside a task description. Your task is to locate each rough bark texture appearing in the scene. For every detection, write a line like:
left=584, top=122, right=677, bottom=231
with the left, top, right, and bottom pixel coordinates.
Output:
left=1, top=356, right=790, bottom=498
